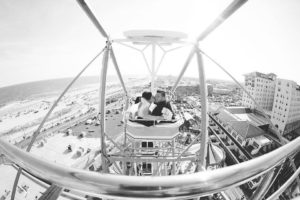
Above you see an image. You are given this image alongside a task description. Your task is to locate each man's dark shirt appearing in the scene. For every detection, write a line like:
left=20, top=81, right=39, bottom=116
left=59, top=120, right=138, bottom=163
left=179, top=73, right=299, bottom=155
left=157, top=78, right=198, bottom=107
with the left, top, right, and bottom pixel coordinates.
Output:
left=151, top=101, right=173, bottom=116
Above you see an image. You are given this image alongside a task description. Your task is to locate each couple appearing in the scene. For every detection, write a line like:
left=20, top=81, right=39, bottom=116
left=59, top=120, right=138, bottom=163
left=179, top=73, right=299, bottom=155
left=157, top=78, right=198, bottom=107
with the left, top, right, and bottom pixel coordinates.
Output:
left=137, top=90, right=173, bottom=121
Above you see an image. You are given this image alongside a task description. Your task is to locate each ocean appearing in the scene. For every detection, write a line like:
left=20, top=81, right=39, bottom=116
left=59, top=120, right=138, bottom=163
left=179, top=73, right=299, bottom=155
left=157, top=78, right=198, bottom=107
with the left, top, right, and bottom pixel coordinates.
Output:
left=0, top=76, right=119, bottom=106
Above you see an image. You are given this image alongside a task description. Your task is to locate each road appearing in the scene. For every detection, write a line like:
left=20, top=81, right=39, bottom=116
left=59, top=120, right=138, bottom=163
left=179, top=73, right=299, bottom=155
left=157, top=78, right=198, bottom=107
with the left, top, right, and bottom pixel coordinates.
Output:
left=16, top=100, right=123, bottom=149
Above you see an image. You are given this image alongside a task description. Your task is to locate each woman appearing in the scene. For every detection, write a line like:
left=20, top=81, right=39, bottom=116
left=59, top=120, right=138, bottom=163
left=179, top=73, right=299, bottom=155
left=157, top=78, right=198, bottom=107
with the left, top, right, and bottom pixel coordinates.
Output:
left=137, top=92, right=163, bottom=120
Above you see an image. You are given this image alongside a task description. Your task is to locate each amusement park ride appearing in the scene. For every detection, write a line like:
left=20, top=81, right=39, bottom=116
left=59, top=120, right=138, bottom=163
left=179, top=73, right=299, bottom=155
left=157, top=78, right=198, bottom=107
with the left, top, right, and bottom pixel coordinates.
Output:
left=0, top=0, right=300, bottom=199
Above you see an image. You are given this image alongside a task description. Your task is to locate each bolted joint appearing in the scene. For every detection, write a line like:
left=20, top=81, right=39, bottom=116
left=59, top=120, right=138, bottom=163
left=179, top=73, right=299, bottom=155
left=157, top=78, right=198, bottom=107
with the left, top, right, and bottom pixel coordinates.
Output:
left=105, top=40, right=112, bottom=49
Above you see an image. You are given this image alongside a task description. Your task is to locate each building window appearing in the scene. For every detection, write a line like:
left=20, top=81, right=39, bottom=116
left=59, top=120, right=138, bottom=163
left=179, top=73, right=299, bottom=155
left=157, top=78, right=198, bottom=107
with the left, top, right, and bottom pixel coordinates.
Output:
left=237, top=137, right=243, bottom=144
left=253, top=141, right=260, bottom=149
left=141, top=142, right=147, bottom=148
left=232, top=131, right=237, bottom=138
left=142, top=162, right=152, bottom=174
left=141, top=141, right=153, bottom=148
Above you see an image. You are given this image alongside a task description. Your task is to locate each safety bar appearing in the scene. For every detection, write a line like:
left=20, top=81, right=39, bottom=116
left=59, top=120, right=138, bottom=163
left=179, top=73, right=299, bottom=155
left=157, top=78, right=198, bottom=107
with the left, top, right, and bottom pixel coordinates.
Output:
left=0, top=137, right=299, bottom=199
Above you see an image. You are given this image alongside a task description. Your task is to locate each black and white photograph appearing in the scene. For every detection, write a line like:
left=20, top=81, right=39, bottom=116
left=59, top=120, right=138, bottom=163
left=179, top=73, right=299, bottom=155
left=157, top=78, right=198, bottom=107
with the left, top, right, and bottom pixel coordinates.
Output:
left=0, top=0, right=299, bottom=199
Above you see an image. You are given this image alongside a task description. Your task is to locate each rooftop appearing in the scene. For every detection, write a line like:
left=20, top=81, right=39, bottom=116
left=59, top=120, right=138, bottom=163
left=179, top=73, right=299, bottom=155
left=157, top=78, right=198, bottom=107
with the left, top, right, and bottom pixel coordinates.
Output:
left=243, top=71, right=276, bottom=80
left=230, top=120, right=265, bottom=139
left=216, top=107, right=269, bottom=139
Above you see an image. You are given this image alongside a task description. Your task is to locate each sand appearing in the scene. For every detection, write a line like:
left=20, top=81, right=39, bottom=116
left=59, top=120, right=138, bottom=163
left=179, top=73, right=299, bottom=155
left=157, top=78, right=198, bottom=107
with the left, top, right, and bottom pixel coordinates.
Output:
left=0, top=165, right=46, bottom=200
left=0, top=78, right=147, bottom=199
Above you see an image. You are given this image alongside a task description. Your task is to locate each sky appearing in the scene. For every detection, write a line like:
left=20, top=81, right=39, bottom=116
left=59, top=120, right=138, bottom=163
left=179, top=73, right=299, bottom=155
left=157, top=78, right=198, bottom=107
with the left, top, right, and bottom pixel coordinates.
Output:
left=0, top=0, right=300, bottom=87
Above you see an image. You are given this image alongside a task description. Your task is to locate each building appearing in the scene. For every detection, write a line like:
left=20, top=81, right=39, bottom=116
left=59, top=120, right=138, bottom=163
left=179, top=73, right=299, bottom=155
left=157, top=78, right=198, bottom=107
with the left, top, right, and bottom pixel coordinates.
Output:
left=207, top=84, right=213, bottom=96
left=271, top=79, right=300, bottom=135
left=213, top=88, right=231, bottom=95
left=213, top=107, right=275, bottom=156
left=186, top=96, right=199, bottom=107
left=242, top=72, right=276, bottom=111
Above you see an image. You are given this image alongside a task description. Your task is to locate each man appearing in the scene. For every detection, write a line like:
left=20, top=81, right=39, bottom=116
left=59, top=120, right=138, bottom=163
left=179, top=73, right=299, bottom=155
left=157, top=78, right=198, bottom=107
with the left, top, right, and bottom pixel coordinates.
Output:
left=151, top=90, right=174, bottom=119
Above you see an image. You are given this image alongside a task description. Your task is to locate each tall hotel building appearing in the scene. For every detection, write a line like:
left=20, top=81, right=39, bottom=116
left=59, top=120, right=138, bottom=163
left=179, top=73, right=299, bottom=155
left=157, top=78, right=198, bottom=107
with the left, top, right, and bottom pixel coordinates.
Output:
left=242, top=72, right=300, bottom=135
left=242, top=72, right=276, bottom=111
left=271, top=79, right=300, bottom=134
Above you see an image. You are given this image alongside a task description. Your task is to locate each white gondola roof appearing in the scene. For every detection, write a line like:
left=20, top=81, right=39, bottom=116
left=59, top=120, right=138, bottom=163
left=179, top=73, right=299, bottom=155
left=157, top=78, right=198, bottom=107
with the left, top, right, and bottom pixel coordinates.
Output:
left=123, top=30, right=187, bottom=44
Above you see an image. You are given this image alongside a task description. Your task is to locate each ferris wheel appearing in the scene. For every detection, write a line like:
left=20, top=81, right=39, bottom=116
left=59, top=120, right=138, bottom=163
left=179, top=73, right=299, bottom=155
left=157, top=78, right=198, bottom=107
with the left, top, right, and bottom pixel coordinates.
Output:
left=0, top=0, right=300, bottom=199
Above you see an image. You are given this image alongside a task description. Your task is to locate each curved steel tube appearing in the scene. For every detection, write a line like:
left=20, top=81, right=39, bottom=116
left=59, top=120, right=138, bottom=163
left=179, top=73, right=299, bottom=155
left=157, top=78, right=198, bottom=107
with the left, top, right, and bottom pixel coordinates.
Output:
left=0, top=137, right=299, bottom=199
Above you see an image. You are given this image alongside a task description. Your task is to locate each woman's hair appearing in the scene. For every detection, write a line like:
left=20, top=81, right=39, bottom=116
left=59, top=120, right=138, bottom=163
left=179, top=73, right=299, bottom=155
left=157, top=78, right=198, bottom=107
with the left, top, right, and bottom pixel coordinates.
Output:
left=135, top=96, right=141, bottom=104
left=142, top=91, right=152, bottom=101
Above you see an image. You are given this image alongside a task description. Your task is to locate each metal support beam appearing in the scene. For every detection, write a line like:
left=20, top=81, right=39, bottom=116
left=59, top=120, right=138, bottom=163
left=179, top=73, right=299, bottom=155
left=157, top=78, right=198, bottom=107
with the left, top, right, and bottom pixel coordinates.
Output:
left=115, top=41, right=142, bottom=51
left=99, top=42, right=110, bottom=173
left=76, top=0, right=109, bottom=38
left=290, top=157, right=300, bottom=190
left=196, top=50, right=208, bottom=171
left=151, top=43, right=156, bottom=94
left=10, top=49, right=105, bottom=200
left=38, top=184, right=63, bottom=200
left=110, top=47, right=128, bottom=95
left=141, top=52, right=152, bottom=75
left=123, top=96, right=129, bottom=147
left=154, top=52, right=166, bottom=75
left=249, top=169, right=276, bottom=200
left=109, top=46, right=130, bottom=148
left=171, top=47, right=196, bottom=93
left=196, top=0, right=248, bottom=42
left=266, top=165, right=300, bottom=200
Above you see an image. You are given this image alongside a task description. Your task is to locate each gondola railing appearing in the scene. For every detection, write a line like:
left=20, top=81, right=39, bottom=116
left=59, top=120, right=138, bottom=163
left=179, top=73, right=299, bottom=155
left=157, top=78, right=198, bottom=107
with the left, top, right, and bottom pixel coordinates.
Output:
left=0, top=137, right=299, bottom=199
